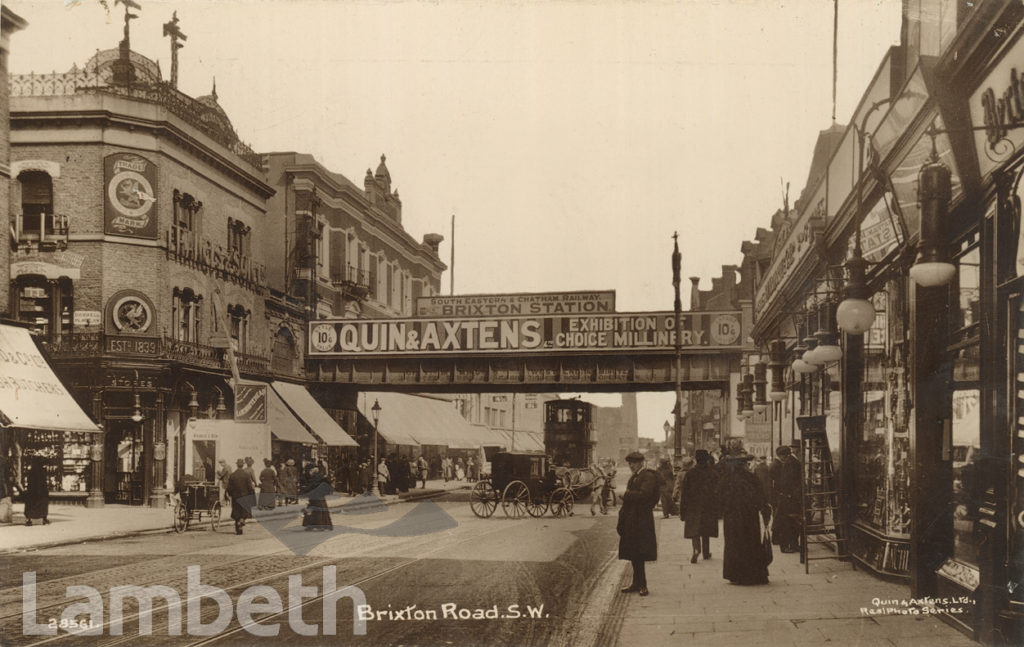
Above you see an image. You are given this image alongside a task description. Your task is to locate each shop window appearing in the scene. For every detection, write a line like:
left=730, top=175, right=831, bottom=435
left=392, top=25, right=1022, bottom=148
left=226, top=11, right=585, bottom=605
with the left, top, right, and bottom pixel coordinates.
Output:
left=951, top=388, right=981, bottom=567
left=953, top=243, right=980, bottom=333
left=191, top=440, right=217, bottom=483
left=947, top=234, right=982, bottom=570
left=854, top=277, right=911, bottom=540
left=172, top=288, right=202, bottom=342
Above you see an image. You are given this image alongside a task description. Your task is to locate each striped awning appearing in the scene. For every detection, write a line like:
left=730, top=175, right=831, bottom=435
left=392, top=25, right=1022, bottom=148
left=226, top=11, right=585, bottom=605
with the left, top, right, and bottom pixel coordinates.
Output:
left=0, top=324, right=99, bottom=433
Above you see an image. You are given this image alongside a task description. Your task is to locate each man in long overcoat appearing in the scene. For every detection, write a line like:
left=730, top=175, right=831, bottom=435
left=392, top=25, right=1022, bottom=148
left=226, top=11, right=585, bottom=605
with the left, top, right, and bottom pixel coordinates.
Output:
left=617, top=451, right=659, bottom=596
left=769, top=445, right=802, bottom=553
left=226, top=458, right=255, bottom=535
left=679, top=449, right=719, bottom=562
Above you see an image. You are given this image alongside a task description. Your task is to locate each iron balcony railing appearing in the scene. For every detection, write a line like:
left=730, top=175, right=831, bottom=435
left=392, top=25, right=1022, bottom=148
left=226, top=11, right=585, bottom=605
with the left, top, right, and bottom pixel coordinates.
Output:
left=10, top=213, right=70, bottom=248
left=10, top=70, right=262, bottom=171
left=45, top=332, right=271, bottom=376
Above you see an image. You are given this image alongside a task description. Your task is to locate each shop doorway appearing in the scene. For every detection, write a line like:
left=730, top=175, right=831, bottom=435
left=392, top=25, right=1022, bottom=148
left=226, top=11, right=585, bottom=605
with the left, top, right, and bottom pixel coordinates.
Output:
left=105, top=423, right=143, bottom=504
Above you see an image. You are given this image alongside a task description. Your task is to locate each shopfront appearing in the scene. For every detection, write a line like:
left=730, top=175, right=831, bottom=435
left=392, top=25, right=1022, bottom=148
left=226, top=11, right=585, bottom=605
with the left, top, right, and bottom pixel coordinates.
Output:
left=0, top=323, right=100, bottom=507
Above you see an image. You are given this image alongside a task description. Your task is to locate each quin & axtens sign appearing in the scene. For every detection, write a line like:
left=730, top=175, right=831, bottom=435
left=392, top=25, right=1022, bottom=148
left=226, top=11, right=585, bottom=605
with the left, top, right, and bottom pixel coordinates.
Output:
left=309, top=311, right=742, bottom=356
left=416, top=291, right=615, bottom=317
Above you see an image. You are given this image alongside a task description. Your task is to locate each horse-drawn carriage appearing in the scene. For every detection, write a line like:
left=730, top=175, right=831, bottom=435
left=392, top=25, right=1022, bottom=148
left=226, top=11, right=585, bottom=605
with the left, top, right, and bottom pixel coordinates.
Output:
left=469, top=452, right=575, bottom=518
left=171, top=475, right=222, bottom=532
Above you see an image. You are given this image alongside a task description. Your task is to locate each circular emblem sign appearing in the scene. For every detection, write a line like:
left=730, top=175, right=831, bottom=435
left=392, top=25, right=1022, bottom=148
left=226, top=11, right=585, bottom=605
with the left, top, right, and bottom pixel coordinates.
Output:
left=310, top=324, right=337, bottom=353
left=709, top=314, right=741, bottom=346
left=113, top=296, right=152, bottom=333
left=108, top=171, right=155, bottom=218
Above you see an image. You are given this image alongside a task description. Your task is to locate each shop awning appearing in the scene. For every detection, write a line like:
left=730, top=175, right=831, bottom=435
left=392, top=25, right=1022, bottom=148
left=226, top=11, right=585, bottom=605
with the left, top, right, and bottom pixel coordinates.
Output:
left=270, top=381, right=358, bottom=447
left=0, top=325, right=100, bottom=433
left=268, top=388, right=318, bottom=444
left=357, top=392, right=504, bottom=450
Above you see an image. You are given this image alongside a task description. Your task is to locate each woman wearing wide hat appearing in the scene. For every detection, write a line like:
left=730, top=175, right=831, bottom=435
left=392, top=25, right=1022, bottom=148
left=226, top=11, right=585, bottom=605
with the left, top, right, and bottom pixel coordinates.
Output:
left=717, top=443, right=771, bottom=585
left=617, top=451, right=659, bottom=596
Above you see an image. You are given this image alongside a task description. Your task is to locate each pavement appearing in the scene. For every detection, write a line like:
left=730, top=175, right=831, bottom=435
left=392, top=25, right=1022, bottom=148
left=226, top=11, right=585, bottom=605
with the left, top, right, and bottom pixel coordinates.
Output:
left=595, top=514, right=980, bottom=647
left=0, top=478, right=469, bottom=554
left=0, top=483, right=981, bottom=647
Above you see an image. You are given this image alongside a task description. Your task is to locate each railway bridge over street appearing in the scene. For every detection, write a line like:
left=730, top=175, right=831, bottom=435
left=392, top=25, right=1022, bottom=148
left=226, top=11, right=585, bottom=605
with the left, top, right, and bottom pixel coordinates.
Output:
left=306, top=296, right=751, bottom=396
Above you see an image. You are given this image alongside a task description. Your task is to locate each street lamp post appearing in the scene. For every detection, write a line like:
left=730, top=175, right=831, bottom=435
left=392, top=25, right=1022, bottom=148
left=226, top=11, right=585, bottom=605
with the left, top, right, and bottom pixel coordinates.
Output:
left=371, top=399, right=381, bottom=494
left=671, top=232, right=684, bottom=461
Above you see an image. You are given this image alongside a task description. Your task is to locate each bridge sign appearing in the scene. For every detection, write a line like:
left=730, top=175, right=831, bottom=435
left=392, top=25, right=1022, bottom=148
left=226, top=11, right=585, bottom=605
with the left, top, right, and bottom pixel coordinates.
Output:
left=309, top=311, right=742, bottom=357
left=416, top=290, right=616, bottom=317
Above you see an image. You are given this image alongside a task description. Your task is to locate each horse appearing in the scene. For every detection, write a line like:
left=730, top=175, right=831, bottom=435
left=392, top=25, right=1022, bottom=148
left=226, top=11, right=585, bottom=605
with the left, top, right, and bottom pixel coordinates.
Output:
left=554, top=463, right=612, bottom=516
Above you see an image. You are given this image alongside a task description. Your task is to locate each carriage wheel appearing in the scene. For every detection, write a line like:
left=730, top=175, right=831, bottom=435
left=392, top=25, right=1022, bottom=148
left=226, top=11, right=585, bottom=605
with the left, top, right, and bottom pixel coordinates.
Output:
left=550, top=488, right=574, bottom=518
left=526, top=493, right=549, bottom=518
left=470, top=481, right=498, bottom=518
left=172, top=503, right=188, bottom=533
left=501, top=481, right=530, bottom=519
left=209, top=502, right=222, bottom=531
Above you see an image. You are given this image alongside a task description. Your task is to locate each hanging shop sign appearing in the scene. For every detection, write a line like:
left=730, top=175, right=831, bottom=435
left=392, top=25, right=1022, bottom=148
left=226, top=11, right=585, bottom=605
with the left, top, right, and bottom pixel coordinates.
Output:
left=970, top=33, right=1024, bottom=177
left=755, top=183, right=826, bottom=321
left=416, top=291, right=616, bottom=317
left=234, top=382, right=268, bottom=424
left=104, top=153, right=158, bottom=239
left=309, top=311, right=743, bottom=357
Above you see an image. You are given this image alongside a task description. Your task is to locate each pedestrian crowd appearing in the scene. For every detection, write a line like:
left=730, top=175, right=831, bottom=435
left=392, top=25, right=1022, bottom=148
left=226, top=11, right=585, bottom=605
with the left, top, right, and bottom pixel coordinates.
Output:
left=617, top=440, right=803, bottom=596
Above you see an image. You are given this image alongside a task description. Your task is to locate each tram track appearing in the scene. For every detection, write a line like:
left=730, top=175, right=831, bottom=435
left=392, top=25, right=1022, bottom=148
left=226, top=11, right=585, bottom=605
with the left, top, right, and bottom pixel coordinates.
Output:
left=13, top=512, right=519, bottom=647
left=2, top=490, right=458, bottom=631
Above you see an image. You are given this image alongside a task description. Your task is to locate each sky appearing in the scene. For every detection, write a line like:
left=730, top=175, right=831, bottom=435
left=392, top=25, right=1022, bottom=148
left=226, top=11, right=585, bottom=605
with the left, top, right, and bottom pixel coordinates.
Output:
left=6, top=0, right=903, bottom=442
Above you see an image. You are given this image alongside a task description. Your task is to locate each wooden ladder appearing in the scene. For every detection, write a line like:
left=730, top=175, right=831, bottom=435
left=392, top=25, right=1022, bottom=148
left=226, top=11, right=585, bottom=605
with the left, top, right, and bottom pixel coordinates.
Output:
left=798, top=416, right=851, bottom=574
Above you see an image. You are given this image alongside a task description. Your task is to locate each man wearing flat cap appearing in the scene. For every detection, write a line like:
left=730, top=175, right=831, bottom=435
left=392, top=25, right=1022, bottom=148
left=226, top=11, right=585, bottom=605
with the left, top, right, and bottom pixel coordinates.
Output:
left=617, top=451, right=659, bottom=596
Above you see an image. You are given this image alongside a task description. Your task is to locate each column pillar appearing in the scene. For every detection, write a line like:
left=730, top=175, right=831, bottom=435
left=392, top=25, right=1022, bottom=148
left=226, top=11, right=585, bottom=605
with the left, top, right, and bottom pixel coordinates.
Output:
left=149, top=392, right=167, bottom=507
left=86, top=391, right=104, bottom=508
left=910, top=280, right=953, bottom=596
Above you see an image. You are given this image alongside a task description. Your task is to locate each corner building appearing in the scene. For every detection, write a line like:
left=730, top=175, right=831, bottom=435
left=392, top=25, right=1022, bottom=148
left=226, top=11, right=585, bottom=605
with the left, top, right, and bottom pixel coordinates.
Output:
left=8, top=47, right=277, bottom=506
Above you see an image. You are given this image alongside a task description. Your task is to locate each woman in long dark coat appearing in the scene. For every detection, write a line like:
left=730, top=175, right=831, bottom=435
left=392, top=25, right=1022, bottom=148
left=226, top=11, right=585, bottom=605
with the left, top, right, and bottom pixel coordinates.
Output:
left=21, top=456, right=50, bottom=526
left=302, top=467, right=333, bottom=531
left=717, top=451, right=771, bottom=585
left=258, top=459, right=278, bottom=510
left=617, top=451, right=659, bottom=596
left=680, top=449, right=719, bottom=563
left=226, top=459, right=255, bottom=535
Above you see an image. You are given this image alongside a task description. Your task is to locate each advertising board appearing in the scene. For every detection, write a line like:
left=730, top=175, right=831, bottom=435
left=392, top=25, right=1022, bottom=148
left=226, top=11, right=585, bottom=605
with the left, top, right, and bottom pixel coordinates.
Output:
left=309, top=311, right=742, bottom=356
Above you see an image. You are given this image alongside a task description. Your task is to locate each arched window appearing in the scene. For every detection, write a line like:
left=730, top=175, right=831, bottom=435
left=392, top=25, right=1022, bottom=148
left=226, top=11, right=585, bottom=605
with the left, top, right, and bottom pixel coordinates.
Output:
left=227, top=304, right=250, bottom=353
left=172, top=288, right=203, bottom=342
left=272, top=325, right=297, bottom=374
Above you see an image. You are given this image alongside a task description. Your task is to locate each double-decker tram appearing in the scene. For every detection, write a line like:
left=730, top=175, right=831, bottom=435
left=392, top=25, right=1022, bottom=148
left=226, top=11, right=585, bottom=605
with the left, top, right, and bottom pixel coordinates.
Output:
left=544, top=398, right=595, bottom=468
